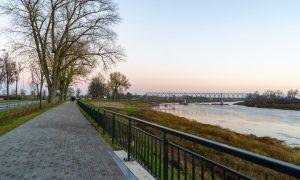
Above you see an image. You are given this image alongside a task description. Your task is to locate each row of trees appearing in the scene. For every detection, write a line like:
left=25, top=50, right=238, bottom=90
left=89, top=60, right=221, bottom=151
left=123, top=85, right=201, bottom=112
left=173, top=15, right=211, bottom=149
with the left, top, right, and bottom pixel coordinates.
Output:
left=0, top=52, right=23, bottom=98
left=66, top=87, right=81, bottom=98
left=88, top=72, right=131, bottom=100
left=1, top=0, right=123, bottom=103
left=0, top=51, right=49, bottom=100
left=245, top=89, right=299, bottom=104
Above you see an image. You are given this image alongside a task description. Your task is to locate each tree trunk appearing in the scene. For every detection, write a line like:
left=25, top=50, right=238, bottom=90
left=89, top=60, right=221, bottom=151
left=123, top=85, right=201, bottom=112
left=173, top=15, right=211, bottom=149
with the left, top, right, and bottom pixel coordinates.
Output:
left=36, top=84, right=39, bottom=100
left=6, top=82, right=9, bottom=100
left=59, top=87, right=63, bottom=101
left=63, top=86, right=68, bottom=101
left=15, top=79, right=18, bottom=96
left=60, top=89, right=65, bottom=101
left=64, top=90, right=68, bottom=101
left=6, top=77, right=10, bottom=114
left=47, top=84, right=57, bottom=103
left=113, top=87, right=119, bottom=101
left=58, top=86, right=67, bottom=101
left=47, top=74, right=60, bottom=103
left=39, top=72, right=43, bottom=109
left=47, top=88, right=55, bottom=103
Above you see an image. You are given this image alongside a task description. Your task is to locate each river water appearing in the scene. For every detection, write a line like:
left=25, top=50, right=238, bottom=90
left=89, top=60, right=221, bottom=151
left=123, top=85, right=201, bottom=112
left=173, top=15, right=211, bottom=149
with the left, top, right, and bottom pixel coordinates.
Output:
left=154, top=103, right=300, bottom=147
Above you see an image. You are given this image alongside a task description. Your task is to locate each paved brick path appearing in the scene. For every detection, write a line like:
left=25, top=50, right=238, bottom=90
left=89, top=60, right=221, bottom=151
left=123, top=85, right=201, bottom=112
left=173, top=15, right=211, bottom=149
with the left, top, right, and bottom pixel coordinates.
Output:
left=0, top=102, right=126, bottom=180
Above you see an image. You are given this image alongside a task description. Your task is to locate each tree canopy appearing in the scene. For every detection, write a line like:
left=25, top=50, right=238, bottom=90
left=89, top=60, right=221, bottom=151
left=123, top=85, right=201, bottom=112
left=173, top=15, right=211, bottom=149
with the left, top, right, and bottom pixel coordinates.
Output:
left=0, top=52, right=17, bottom=97
left=108, top=71, right=131, bottom=100
left=88, top=74, right=107, bottom=99
left=2, top=0, right=124, bottom=102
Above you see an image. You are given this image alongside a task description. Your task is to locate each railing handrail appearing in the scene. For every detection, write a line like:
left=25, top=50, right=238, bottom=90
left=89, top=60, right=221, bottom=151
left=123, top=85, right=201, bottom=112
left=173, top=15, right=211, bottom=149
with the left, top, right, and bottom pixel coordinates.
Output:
left=84, top=102, right=300, bottom=178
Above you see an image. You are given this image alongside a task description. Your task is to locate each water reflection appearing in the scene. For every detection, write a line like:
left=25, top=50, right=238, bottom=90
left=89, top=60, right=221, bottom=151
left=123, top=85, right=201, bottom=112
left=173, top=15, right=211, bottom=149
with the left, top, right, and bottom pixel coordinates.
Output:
left=154, top=103, right=300, bottom=146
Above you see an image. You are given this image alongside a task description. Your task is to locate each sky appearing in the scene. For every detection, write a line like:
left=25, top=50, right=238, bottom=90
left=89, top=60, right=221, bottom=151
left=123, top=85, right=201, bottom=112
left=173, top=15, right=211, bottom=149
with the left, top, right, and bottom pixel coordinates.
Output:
left=1, top=0, right=300, bottom=94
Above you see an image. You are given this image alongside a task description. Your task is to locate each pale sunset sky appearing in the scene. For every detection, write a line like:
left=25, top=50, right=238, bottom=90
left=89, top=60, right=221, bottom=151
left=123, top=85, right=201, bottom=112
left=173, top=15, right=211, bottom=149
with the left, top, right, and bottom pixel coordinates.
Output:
left=0, top=0, right=300, bottom=94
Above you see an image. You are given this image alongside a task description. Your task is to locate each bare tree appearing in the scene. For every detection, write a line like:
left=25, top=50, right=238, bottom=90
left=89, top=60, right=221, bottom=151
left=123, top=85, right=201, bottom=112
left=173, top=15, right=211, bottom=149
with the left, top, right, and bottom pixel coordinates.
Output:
left=13, top=62, right=24, bottom=96
left=67, top=87, right=75, bottom=98
left=2, top=0, right=124, bottom=103
left=58, top=44, right=95, bottom=101
left=42, top=90, right=47, bottom=100
left=29, top=62, right=44, bottom=104
left=108, top=72, right=131, bottom=101
left=20, top=88, right=26, bottom=99
left=88, top=73, right=107, bottom=99
left=0, top=52, right=17, bottom=99
left=30, top=90, right=36, bottom=97
left=76, top=88, right=81, bottom=98
left=287, top=89, right=299, bottom=100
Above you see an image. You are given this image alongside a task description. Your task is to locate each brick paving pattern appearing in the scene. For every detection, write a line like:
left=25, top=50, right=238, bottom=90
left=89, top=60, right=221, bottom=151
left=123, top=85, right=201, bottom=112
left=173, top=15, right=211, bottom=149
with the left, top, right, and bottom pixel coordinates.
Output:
left=0, top=102, right=126, bottom=180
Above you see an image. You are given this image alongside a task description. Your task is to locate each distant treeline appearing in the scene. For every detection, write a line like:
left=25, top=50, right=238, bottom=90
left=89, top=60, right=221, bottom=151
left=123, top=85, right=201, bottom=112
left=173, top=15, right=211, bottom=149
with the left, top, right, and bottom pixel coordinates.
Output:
left=237, top=89, right=300, bottom=110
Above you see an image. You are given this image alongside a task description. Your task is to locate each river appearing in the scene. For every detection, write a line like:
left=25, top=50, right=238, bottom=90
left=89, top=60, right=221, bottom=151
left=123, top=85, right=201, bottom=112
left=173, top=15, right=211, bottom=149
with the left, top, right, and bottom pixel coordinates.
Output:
left=154, top=103, right=300, bottom=147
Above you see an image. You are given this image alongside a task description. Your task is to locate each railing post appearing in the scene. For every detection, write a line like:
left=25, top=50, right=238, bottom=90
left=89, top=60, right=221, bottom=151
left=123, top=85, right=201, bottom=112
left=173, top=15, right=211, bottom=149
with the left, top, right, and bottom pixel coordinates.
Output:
left=112, top=113, right=116, bottom=144
left=127, top=118, right=132, bottom=161
left=96, top=108, right=100, bottom=124
left=103, top=110, right=106, bottom=135
left=88, top=105, right=90, bottom=115
left=91, top=106, right=94, bottom=117
left=163, top=132, right=169, bottom=180
left=93, top=106, right=96, bottom=116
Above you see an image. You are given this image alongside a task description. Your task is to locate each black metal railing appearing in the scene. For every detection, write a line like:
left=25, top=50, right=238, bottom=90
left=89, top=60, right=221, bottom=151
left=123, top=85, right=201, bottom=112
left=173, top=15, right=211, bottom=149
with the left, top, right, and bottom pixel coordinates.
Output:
left=78, top=101, right=300, bottom=179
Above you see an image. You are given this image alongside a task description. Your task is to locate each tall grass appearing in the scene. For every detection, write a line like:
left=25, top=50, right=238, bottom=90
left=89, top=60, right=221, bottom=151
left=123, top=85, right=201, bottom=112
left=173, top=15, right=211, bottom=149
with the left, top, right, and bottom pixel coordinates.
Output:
left=0, top=103, right=60, bottom=135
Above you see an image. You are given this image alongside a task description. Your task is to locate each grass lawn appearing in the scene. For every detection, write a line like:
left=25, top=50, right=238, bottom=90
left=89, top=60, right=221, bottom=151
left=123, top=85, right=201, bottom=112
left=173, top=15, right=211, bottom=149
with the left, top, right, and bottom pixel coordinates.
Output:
left=0, top=103, right=59, bottom=136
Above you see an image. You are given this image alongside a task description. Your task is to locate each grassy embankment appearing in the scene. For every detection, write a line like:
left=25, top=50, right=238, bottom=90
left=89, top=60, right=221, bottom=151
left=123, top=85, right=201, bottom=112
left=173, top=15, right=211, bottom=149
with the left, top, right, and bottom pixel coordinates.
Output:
left=84, top=99, right=300, bottom=179
left=0, top=102, right=60, bottom=136
left=235, top=101, right=300, bottom=110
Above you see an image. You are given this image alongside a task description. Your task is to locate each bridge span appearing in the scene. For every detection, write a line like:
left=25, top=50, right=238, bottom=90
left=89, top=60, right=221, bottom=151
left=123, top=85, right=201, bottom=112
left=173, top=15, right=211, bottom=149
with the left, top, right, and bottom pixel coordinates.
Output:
left=145, top=92, right=250, bottom=99
left=145, top=92, right=252, bottom=104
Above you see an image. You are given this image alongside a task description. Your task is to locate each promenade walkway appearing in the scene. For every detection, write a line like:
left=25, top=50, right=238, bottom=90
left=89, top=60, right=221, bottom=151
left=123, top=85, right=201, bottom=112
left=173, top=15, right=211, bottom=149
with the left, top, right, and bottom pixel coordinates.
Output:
left=0, top=102, right=126, bottom=180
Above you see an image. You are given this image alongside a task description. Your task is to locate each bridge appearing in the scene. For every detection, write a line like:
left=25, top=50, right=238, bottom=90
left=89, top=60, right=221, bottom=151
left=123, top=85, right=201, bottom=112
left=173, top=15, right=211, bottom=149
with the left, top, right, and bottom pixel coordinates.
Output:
left=145, top=92, right=251, bottom=104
